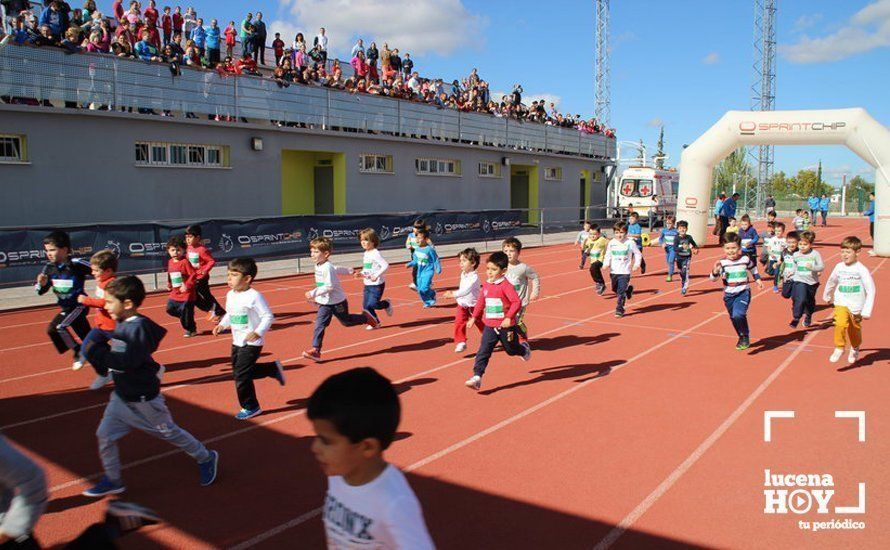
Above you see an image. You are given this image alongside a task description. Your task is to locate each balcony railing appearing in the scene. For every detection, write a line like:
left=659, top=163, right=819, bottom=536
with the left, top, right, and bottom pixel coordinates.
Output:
left=0, top=44, right=616, bottom=159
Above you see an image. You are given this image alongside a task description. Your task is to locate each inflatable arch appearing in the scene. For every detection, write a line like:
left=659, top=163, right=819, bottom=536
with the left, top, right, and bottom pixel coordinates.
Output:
left=677, top=108, right=889, bottom=257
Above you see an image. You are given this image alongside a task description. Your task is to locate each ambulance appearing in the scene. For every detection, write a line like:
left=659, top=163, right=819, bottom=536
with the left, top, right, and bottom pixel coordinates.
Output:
left=616, top=166, right=679, bottom=224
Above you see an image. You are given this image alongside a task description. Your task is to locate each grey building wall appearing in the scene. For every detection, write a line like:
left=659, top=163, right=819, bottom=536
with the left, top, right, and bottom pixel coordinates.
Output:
left=0, top=106, right=611, bottom=226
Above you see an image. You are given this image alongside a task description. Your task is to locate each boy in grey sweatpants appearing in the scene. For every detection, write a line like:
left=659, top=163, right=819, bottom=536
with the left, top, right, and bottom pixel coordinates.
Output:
left=82, top=276, right=219, bottom=497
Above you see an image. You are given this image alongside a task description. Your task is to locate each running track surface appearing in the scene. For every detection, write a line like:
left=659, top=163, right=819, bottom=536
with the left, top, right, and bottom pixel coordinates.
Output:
left=1, top=218, right=887, bottom=549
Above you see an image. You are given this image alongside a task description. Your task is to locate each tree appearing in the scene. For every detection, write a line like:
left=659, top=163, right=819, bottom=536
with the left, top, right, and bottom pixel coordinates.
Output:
left=817, top=160, right=823, bottom=188
left=845, top=175, right=875, bottom=211
left=789, top=169, right=832, bottom=197
left=768, top=170, right=790, bottom=198
left=655, top=126, right=665, bottom=169
left=711, top=148, right=753, bottom=199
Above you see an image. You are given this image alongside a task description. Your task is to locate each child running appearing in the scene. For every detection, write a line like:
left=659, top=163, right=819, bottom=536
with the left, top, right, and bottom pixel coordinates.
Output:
left=212, top=258, right=286, bottom=420
left=675, top=221, right=699, bottom=295
left=583, top=224, right=609, bottom=295
left=308, top=367, right=434, bottom=548
left=358, top=228, right=393, bottom=329
left=764, top=222, right=787, bottom=292
left=737, top=214, right=760, bottom=266
left=659, top=215, right=679, bottom=282
left=36, top=230, right=92, bottom=369
left=576, top=220, right=592, bottom=270
left=778, top=231, right=800, bottom=299
left=792, top=209, right=806, bottom=232
left=82, top=276, right=219, bottom=497
left=302, top=237, right=377, bottom=363
left=724, top=217, right=739, bottom=238
left=405, top=219, right=426, bottom=290
left=503, top=237, right=540, bottom=341
left=709, top=233, right=763, bottom=350
left=75, top=249, right=118, bottom=391
left=165, top=236, right=198, bottom=337
left=464, top=252, right=531, bottom=391
left=822, top=236, right=876, bottom=364
left=789, top=230, right=824, bottom=328
left=626, top=212, right=647, bottom=274
left=603, top=221, right=642, bottom=318
left=443, top=248, right=485, bottom=353
left=185, top=224, right=226, bottom=323
left=406, top=227, right=441, bottom=308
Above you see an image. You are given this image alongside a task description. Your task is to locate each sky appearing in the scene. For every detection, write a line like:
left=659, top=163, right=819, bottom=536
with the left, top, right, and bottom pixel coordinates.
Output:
left=139, top=0, right=888, bottom=188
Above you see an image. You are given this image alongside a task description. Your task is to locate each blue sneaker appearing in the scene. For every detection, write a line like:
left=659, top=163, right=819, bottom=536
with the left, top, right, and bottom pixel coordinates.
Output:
left=271, top=361, right=286, bottom=386
left=235, top=407, right=262, bottom=420
left=82, top=475, right=125, bottom=497
left=199, top=450, right=219, bottom=486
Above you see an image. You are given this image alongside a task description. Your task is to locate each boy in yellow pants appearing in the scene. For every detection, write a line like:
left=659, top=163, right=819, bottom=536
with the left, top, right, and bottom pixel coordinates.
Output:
left=822, top=236, right=875, bottom=364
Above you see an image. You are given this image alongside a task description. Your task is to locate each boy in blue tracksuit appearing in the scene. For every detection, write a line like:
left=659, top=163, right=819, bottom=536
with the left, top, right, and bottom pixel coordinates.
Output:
left=627, top=212, right=647, bottom=274
left=406, top=227, right=441, bottom=307
left=737, top=214, right=760, bottom=266
left=35, top=230, right=92, bottom=368
left=81, top=275, right=219, bottom=497
left=659, top=215, right=679, bottom=282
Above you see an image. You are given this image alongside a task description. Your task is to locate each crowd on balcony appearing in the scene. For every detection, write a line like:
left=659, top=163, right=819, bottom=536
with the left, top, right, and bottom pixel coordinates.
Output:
left=0, top=1, right=616, bottom=138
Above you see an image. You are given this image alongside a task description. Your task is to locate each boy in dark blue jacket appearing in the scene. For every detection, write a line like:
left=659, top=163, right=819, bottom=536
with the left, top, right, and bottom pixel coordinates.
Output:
left=82, top=276, right=219, bottom=497
left=737, top=214, right=760, bottom=266
left=36, top=230, right=92, bottom=369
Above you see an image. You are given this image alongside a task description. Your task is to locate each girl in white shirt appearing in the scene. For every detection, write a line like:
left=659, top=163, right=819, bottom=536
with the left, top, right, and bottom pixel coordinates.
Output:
left=443, top=248, right=485, bottom=352
left=357, top=229, right=393, bottom=329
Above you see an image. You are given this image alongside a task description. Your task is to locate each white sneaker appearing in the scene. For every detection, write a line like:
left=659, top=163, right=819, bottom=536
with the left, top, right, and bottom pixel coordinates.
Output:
left=409, top=283, right=417, bottom=290
left=848, top=348, right=859, bottom=364
left=365, top=324, right=376, bottom=331
left=385, top=303, right=394, bottom=317
left=89, top=374, right=111, bottom=390
left=72, top=359, right=85, bottom=371
left=521, top=342, right=532, bottom=362
left=867, top=250, right=877, bottom=257
left=829, top=348, right=844, bottom=363
left=464, top=375, right=481, bottom=390
left=157, top=364, right=166, bottom=380
left=454, top=342, right=467, bottom=353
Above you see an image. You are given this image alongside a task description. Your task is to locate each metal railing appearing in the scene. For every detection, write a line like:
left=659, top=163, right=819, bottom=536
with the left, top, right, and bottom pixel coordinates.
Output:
left=0, top=44, right=616, bottom=159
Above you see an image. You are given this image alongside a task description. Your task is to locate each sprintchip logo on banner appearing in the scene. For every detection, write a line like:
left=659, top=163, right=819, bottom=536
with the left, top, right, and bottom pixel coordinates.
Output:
left=0, top=248, right=45, bottom=266
left=236, top=231, right=303, bottom=248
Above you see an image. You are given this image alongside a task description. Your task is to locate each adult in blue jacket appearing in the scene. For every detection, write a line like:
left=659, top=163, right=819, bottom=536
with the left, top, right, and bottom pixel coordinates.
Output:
left=863, top=192, right=876, bottom=255
left=819, top=194, right=831, bottom=227
left=718, top=193, right=739, bottom=243
left=38, top=1, right=68, bottom=39
left=190, top=18, right=207, bottom=56
left=808, top=195, right=820, bottom=220
left=205, top=19, right=221, bottom=66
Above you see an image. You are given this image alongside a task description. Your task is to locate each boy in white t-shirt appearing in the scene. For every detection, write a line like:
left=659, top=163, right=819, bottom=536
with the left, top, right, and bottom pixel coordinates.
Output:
left=302, top=238, right=377, bottom=363
left=822, top=236, right=876, bottom=364
left=357, top=229, right=393, bottom=330
left=212, top=258, right=285, bottom=420
left=309, top=367, right=434, bottom=549
left=443, top=248, right=485, bottom=353
left=603, top=221, right=642, bottom=318
left=576, top=220, right=592, bottom=270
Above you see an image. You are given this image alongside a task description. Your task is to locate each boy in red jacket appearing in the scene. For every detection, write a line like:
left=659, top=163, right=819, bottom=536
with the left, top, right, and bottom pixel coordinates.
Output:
left=166, top=235, right=198, bottom=337
left=161, top=5, right=173, bottom=47
left=75, top=249, right=118, bottom=390
left=464, top=251, right=531, bottom=391
left=185, top=224, right=225, bottom=322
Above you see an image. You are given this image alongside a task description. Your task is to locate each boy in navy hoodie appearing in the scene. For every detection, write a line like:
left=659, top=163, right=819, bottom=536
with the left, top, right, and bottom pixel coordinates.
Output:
left=737, top=214, right=760, bottom=266
left=36, top=230, right=92, bottom=368
left=82, top=276, right=219, bottom=497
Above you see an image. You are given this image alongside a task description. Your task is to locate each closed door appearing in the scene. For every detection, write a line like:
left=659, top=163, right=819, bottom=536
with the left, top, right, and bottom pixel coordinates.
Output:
left=314, top=166, right=334, bottom=214
left=579, top=176, right=587, bottom=220
left=510, top=172, right=529, bottom=209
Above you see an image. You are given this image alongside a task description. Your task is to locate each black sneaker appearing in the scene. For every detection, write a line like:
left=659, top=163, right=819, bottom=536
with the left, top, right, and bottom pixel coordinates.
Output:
left=736, top=336, right=750, bottom=350
left=789, top=318, right=800, bottom=329
left=626, top=286, right=634, bottom=301
left=803, top=315, right=812, bottom=328
left=596, top=284, right=606, bottom=296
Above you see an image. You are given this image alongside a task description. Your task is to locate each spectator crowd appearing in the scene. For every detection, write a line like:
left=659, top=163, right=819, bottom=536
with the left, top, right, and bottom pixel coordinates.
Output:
left=0, top=1, right=616, bottom=138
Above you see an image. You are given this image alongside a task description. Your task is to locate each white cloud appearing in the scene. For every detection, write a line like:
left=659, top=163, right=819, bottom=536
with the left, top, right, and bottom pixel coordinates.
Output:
left=780, top=0, right=890, bottom=63
left=793, top=13, right=823, bottom=32
left=702, top=52, right=720, bottom=64
left=273, top=0, right=486, bottom=57
left=647, top=118, right=663, bottom=128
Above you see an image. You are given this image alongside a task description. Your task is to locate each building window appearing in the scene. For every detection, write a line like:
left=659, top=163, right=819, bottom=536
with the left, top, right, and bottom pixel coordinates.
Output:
left=478, top=162, right=501, bottom=178
left=135, top=141, right=229, bottom=168
left=359, top=154, right=394, bottom=174
left=416, top=158, right=461, bottom=177
left=544, top=167, right=563, bottom=181
left=0, top=135, right=26, bottom=162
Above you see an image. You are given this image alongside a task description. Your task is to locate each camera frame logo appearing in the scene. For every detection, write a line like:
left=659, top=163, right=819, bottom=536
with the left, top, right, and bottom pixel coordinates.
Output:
left=762, top=411, right=866, bottom=532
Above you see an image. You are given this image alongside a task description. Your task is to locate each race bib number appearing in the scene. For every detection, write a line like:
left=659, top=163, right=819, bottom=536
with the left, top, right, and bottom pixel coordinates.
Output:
left=230, top=308, right=249, bottom=326
left=484, top=298, right=504, bottom=319
left=725, top=265, right=748, bottom=282
left=741, top=238, right=753, bottom=248
left=96, top=287, right=105, bottom=299
left=187, top=251, right=200, bottom=267
left=363, top=261, right=373, bottom=270
left=170, top=272, right=183, bottom=286
left=52, top=278, right=74, bottom=295
left=415, top=252, right=429, bottom=266
left=110, top=338, right=127, bottom=353
left=589, top=249, right=603, bottom=260
left=663, top=235, right=676, bottom=245
left=839, top=285, right=861, bottom=294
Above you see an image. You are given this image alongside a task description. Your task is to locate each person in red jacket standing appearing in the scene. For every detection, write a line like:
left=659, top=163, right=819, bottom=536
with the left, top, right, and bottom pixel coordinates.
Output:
left=75, top=249, right=118, bottom=390
left=185, top=225, right=225, bottom=323
left=464, top=251, right=531, bottom=391
left=160, top=5, right=172, bottom=47
left=143, top=0, right=159, bottom=27
left=172, top=5, right=183, bottom=44
left=165, top=235, right=198, bottom=337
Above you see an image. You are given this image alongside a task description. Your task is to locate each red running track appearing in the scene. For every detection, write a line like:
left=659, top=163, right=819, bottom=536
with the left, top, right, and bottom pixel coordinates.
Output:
left=1, top=218, right=887, bottom=549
